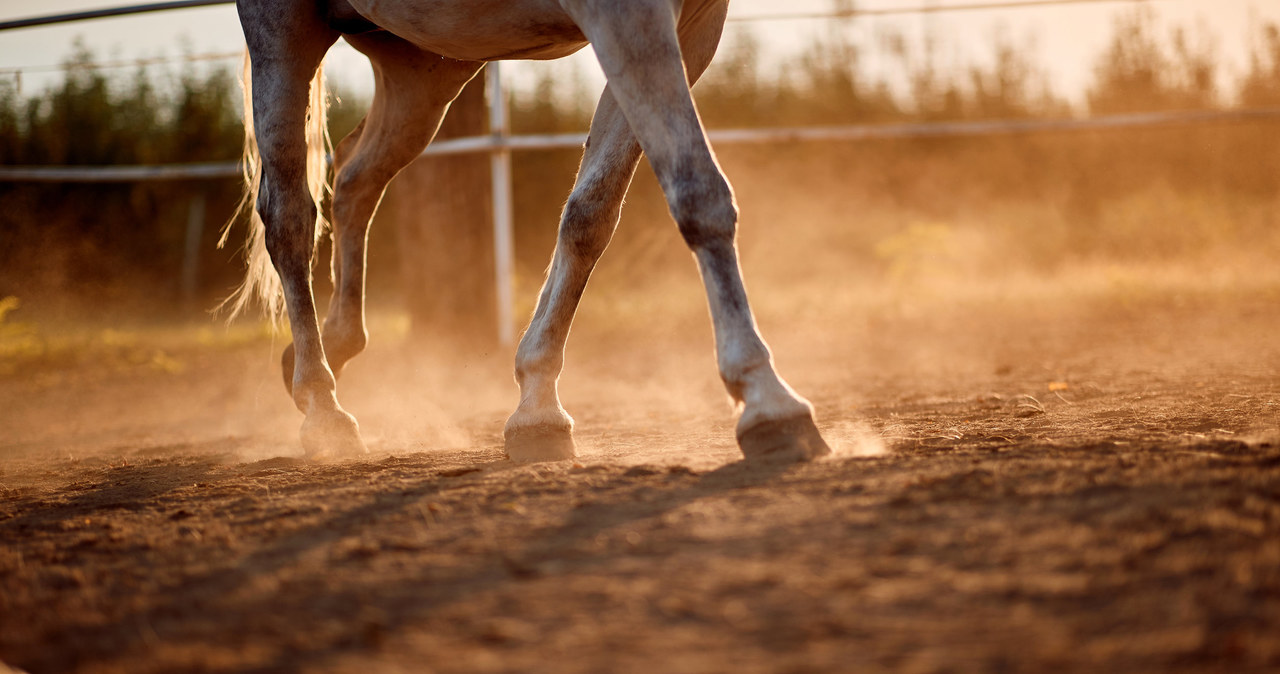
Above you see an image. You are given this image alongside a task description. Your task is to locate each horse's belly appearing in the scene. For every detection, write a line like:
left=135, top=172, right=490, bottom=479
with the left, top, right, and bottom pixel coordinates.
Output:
left=351, top=0, right=589, bottom=61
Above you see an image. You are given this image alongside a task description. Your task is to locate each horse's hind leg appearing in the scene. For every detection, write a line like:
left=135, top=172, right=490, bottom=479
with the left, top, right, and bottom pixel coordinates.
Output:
left=238, top=1, right=359, bottom=457
left=504, top=86, right=644, bottom=462
left=566, top=0, right=831, bottom=461
left=283, top=35, right=484, bottom=389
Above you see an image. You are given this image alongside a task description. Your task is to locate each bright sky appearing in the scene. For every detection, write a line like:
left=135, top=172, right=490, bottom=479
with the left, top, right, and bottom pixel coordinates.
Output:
left=1, top=0, right=1278, bottom=108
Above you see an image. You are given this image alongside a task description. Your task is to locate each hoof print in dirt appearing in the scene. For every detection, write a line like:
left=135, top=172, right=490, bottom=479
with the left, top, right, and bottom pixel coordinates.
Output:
left=504, top=425, right=576, bottom=463
left=301, top=411, right=368, bottom=461
left=737, top=415, right=832, bottom=463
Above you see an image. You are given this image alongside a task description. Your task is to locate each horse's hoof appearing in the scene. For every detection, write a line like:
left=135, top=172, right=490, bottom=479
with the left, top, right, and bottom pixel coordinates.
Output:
left=504, top=424, right=576, bottom=463
left=737, top=414, right=832, bottom=462
left=301, top=409, right=367, bottom=460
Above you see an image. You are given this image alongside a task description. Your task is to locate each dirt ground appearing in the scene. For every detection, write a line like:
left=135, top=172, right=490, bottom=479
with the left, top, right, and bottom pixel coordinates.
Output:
left=2, top=275, right=1280, bottom=673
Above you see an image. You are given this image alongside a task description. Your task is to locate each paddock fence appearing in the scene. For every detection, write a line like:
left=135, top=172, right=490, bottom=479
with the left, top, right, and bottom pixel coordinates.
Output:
left=2, top=0, right=1279, bottom=343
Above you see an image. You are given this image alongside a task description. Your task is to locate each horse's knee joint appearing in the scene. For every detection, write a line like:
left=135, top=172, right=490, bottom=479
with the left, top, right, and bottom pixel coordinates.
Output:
left=333, top=165, right=383, bottom=202
left=669, top=174, right=738, bottom=250
left=560, top=193, right=616, bottom=258
left=332, top=169, right=359, bottom=201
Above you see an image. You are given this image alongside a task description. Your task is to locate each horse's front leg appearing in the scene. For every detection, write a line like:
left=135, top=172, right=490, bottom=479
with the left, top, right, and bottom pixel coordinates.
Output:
left=566, top=0, right=831, bottom=461
left=241, top=4, right=363, bottom=458
left=504, top=88, right=643, bottom=462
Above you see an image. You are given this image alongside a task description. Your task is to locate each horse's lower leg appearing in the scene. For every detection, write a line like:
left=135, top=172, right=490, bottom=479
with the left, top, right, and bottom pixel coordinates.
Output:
left=240, top=4, right=362, bottom=457
left=685, top=225, right=830, bottom=460
left=504, top=89, right=643, bottom=461
left=283, top=37, right=483, bottom=393
left=319, top=118, right=368, bottom=374
left=505, top=5, right=732, bottom=462
left=281, top=123, right=372, bottom=393
left=569, top=0, right=830, bottom=461
left=280, top=118, right=365, bottom=395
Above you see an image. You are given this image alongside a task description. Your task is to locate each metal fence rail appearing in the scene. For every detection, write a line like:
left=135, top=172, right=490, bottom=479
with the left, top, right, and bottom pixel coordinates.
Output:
left=0, top=0, right=1170, bottom=32
left=4, top=107, right=1279, bottom=183
left=0, top=1, right=231, bottom=32
left=0, top=161, right=240, bottom=182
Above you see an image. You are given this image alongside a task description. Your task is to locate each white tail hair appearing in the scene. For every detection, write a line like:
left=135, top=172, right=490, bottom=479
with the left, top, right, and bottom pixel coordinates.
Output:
left=218, top=52, right=333, bottom=321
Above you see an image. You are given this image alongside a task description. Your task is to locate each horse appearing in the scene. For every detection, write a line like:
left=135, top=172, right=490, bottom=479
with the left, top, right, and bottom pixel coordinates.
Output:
left=226, top=0, right=832, bottom=463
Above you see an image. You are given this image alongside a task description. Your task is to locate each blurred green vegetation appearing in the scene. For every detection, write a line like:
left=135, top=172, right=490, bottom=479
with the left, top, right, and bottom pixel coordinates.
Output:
left=0, top=40, right=245, bottom=318
left=2, top=8, right=1280, bottom=323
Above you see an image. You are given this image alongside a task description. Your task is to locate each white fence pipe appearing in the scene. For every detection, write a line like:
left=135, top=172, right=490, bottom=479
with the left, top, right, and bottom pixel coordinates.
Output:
left=0, top=0, right=232, bottom=31
left=422, top=132, right=587, bottom=156
left=418, top=107, right=1280, bottom=158
left=5, top=108, right=1278, bottom=183
left=488, top=63, right=517, bottom=346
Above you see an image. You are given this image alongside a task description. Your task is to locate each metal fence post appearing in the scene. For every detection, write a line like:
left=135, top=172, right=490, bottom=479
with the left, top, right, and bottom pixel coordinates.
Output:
left=488, top=62, right=516, bottom=346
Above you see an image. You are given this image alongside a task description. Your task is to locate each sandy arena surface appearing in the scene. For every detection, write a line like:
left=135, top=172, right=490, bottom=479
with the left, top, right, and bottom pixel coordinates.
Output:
left=2, top=279, right=1280, bottom=673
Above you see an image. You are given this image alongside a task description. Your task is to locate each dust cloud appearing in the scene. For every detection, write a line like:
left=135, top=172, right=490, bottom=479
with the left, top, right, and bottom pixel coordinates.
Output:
left=6, top=12, right=1280, bottom=670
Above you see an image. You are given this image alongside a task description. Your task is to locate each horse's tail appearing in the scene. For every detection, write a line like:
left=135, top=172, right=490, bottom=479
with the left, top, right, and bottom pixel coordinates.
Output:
left=218, top=52, right=333, bottom=321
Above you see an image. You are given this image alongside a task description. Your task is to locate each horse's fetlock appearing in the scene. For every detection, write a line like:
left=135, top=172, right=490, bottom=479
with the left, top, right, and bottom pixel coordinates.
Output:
left=722, top=378, right=746, bottom=405
left=342, top=329, right=369, bottom=359
left=514, top=343, right=562, bottom=388
left=324, top=320, right=367, bottom=356
left=514, top=360, right=548, bottom=386
left=291, top=371, right=338, bottom=413
left=717, top=340, right=773, bottom=394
